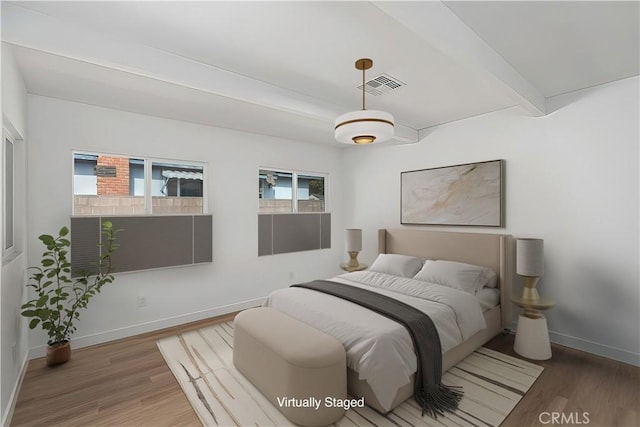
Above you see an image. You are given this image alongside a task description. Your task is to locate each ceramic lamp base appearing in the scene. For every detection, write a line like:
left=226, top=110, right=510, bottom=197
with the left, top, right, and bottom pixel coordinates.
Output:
left=514, top=314, right=552, bottom=360
left=347, top=251, right=360, bottom=268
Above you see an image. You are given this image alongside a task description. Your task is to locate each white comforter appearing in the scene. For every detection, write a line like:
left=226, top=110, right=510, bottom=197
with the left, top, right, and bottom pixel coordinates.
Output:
left=262, top=270, right=487, bottom=410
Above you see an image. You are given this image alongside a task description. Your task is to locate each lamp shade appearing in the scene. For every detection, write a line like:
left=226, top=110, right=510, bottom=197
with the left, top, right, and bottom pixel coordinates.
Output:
left=335, top=110, right=394, bottom=144
left=516, top=238, right=544, bottom=277
left=345, top=229, right=362, bottom=252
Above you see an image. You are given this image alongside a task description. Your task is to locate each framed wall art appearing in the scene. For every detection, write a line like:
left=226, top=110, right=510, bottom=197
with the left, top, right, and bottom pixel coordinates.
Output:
left=401, top=159, right=504, bottom=227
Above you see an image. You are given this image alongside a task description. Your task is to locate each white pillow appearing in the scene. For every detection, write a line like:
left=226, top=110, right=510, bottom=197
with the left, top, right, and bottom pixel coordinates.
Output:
left=369, top=254, right=425, bottom=278
left=476, top=287, right=500, bottom=311
left=413, top=260, right=497, bottom=295
left=485, top=273, right=498, bottom=289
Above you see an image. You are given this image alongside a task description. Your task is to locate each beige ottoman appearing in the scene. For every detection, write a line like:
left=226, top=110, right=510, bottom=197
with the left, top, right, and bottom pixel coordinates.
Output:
left=233, top=307, right=347, bottom=427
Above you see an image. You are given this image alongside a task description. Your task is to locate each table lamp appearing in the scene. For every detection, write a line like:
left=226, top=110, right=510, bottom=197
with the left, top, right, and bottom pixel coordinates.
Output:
left=517, top=238, right=544, bottom=302
left=345, top=229, right=362, bottom=269
left=514, top=237, right=554, bottom=360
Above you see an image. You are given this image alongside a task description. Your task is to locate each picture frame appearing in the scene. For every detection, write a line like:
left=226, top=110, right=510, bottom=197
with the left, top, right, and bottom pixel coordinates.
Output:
left=401, top=159, right=504, bottom=227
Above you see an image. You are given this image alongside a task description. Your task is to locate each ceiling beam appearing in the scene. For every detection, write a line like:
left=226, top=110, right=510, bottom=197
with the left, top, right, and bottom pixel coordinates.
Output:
left=1, top=4, right=339, bottom=119
left=2, top=3, right=420, bottom=144
left=392, top=125, right=420, bottom=144
left=373, top=1, right=546, bottom=116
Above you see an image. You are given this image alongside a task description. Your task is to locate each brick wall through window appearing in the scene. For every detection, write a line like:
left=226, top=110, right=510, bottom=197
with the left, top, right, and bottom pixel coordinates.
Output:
left=97, top=156, right=130, bottom=195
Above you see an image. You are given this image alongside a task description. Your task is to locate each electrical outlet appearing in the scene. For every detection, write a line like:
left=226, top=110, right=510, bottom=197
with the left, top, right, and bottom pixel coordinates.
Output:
left=137, top=296, right=148, bottom=308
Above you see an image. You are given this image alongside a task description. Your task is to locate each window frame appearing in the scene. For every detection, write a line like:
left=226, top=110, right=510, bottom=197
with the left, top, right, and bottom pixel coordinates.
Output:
left=72, top=150, right=208, bottom=216
left=3, top=130, right=15, bottom=256
left=258, top=167, right=329, bottom=213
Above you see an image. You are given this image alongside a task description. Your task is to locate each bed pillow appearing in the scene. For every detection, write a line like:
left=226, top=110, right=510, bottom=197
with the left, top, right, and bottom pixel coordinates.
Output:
left=476, top=287, right=500, bottom=310
left=368, top=254, right=425, bottom=278
left=413, top=260, right=497, bottom=295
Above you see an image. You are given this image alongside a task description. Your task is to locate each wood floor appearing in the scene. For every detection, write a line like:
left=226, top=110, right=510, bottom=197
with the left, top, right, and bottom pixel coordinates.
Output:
left=11, top=314, right=639, bottom=427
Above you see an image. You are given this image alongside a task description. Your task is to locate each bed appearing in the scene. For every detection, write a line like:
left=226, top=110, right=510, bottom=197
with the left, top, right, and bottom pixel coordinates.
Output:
left=264, top=228, right=514, bottom=413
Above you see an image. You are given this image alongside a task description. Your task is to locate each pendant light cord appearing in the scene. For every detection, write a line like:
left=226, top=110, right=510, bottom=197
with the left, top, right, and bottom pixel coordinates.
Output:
left=362, top=66, right=366, bottom=110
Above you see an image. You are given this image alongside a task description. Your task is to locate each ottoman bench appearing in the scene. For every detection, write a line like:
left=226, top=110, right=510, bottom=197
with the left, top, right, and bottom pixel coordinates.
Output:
left=233, top=307, right=347, bottom=427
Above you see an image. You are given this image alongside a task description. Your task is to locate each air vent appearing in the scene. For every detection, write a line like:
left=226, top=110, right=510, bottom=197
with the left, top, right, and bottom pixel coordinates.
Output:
left=357, top=73, right=405, bottom=96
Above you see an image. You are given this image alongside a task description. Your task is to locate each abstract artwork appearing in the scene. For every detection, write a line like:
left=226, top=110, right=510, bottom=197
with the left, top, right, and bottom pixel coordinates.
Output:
left=401, top=159, right=503, bottom=226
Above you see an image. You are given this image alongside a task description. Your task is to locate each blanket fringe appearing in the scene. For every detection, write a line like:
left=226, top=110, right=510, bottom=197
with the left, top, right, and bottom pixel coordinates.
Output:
left=418, top=384, right=464, bottom=418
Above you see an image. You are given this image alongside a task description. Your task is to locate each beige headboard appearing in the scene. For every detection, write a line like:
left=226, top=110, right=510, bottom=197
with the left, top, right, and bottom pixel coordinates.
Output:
left=378, top=229, right=514, bottom=329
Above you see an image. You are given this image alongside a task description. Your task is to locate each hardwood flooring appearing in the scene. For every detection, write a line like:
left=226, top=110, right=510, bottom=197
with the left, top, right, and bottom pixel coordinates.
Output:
left=484, top=334, right=638, bottom=427
left=10, top=314, right=236, bottom=427
left=11, top=315, right=639, bottom=427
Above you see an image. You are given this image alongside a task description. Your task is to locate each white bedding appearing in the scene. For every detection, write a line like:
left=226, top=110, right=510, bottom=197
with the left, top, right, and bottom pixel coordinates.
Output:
left=262, top=270, right=487, bottom=410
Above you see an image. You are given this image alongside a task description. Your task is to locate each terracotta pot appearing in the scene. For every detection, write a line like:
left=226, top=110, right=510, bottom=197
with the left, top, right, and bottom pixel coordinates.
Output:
left=46, top=341, right=71, bottom=366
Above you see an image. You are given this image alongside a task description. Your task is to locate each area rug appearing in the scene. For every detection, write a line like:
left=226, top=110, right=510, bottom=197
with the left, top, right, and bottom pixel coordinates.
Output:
left=157, top=320, right=543, bottom=426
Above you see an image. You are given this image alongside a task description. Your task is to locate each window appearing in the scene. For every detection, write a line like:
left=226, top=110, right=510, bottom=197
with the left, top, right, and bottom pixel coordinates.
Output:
left=258, top=168, right=330, bottom=256
left=152, top=161, right=204, bottom=214
left=297, top=173, right=325, bottom=213
left=259, top=169, right=326, bottom=213
left=73, top=153, right=145, bottom=215
left=3, top=131, right=14, bottom=253
left=73, top=152, right=206, bottom=215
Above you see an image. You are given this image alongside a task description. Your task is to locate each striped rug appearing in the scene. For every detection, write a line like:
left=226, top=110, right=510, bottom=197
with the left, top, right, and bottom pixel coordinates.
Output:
left=157, top=320, right=543, bottom=427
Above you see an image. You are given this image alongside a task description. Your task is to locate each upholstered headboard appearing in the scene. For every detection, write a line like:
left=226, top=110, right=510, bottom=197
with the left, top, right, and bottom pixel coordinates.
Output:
left=378, top=229, right=513, bottom=329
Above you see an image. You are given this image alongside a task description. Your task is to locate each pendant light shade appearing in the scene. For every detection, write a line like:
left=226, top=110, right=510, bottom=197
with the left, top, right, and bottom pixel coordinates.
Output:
left=335, top=110, right=394, bottom=144
left=335, top=58, right=394, bottom=145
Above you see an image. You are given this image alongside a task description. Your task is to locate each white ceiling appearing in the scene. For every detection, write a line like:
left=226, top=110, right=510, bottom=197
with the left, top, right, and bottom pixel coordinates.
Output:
left=2, top=1, right=638, bottom=147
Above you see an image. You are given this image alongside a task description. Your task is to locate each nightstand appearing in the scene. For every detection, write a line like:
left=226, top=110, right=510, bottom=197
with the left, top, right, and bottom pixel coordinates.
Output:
left=339, top=263, right=367, bottom=272
left=511, top=296, right=556, bottom=360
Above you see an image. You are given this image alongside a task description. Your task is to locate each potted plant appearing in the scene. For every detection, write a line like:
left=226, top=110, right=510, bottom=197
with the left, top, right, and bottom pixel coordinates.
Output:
left=21, top=221, right=120, bottom=366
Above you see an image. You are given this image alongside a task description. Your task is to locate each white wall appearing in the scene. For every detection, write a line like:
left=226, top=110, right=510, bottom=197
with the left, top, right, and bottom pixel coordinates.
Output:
left=26, top=95, right=345, bottom=354
left=0, top=43, right=29, bottom=425
left=343, top=76, right=639, bottom=365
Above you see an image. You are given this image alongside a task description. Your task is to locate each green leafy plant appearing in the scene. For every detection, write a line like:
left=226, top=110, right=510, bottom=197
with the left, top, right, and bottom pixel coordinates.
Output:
left=21, top=221, right=120, bottom=346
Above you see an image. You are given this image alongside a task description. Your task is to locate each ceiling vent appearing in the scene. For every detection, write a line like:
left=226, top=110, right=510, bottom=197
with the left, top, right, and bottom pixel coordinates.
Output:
left=357, top=73, right=405, bottom=96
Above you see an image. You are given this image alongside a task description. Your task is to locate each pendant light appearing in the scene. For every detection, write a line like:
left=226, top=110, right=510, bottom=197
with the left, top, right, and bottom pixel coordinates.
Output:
left=335, top=58, right=395, bottom=144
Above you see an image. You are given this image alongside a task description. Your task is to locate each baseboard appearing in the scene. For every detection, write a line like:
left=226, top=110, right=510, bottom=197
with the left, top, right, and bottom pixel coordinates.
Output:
left=2, top=352, right=29, bottom=427
left=28, top=297, right=266, bottom=360
left=548, top=330, right=639, bottom=367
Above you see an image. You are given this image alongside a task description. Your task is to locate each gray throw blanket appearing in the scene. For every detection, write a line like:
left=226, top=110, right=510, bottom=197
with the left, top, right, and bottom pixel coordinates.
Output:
left=291, top=280, right=463, bottom=418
